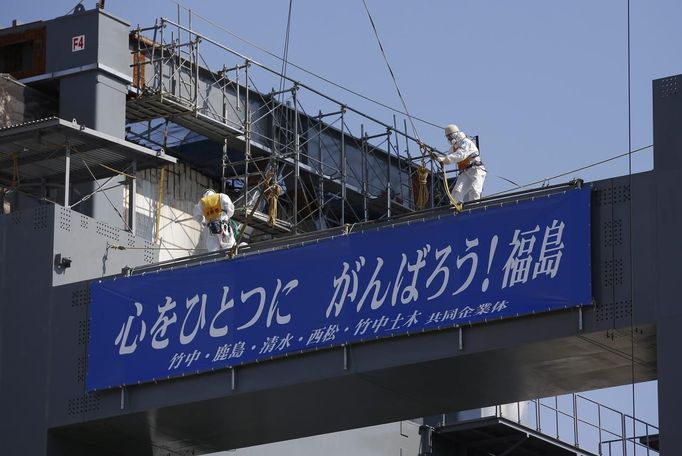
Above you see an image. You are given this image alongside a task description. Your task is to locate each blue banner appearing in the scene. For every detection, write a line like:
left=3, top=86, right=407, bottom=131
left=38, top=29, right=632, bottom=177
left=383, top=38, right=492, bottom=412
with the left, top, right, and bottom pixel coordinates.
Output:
left=87, top=188, right=592, bottom=391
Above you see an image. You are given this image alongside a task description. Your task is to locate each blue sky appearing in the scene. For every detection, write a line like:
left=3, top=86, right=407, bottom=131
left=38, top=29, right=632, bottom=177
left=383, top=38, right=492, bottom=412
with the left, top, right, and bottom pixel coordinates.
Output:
left=8, top=0, right=672, bottom=434
left=9, top=0, right=681, bottom=196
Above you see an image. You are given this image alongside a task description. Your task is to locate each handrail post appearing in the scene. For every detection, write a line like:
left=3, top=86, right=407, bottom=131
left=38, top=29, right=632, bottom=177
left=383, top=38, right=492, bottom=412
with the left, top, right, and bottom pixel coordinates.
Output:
left=243, top=60, right=250, bottom=216
left=386, top=127, right=392, bottom=218
left=535, top=399, right=541, bottom=432
left=598, top=404, right=603, bottom=455
left=622, top=413, right=627, bottom=456
left=361, top=125, right=368, bottom=222
left=293, top=84, right=300, bottom=232
left=554, top=396, right=559, bottom=439
left=573, top=393, right=579, bottom=447
left=194, top=36, right=199, bottom=108
left=340, top=107, right=346, bottom=226
left=317, top=110, right=324, bottom=229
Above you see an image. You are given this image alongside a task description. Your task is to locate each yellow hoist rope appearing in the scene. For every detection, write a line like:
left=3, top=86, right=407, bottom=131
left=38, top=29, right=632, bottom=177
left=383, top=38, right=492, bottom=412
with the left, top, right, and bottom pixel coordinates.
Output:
left=415, top=162, right=429, bottom=210
left=438, top=161, right=462, bottom=213
left=265, top=179, right=283, bottom=226
left=419, top=144, right=461, bottom=214
left=100, top=163, right=137, bottom=179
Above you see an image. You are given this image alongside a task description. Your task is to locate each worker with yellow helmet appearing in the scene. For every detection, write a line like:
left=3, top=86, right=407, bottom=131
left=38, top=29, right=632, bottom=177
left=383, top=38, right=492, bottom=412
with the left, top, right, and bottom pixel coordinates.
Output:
left=193, top=189, right=236, bottom=252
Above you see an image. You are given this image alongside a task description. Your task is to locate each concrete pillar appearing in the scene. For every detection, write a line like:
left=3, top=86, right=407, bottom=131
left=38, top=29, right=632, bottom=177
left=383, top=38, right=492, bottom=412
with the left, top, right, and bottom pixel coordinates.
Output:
left=653, top=74, right=682, bottom=455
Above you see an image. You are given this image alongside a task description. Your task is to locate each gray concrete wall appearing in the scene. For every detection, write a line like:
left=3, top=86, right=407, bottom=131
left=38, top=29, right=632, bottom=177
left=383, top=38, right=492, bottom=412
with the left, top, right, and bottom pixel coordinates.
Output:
left=0, top=205, right=56, bottom=454
left=0, top=202, right=163, bottom=453
left=134, top=163, right=216, bottom=261
left=51, top=204, right=157, bottom=287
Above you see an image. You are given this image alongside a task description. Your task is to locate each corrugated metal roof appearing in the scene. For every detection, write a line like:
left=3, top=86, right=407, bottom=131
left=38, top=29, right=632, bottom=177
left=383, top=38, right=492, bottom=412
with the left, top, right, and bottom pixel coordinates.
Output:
left=0, top=117, right=176, bottom=185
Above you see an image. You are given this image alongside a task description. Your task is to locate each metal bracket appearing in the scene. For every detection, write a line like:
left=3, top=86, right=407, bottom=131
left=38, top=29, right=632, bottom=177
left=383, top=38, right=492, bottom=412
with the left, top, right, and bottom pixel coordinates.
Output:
left=120, top=386, right=126, bottom=410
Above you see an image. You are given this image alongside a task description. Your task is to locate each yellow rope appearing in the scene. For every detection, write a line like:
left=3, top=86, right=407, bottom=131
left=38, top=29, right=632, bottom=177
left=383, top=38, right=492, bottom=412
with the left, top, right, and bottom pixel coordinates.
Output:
left=415, top=165, right=429, bottom=209
left=418, top=144, right=461, bottom=213
left=439, top=162, right=462, bottom=213
left=264, top=177, right=282, bottom=226
left=99, top=163, right=137, bottom=179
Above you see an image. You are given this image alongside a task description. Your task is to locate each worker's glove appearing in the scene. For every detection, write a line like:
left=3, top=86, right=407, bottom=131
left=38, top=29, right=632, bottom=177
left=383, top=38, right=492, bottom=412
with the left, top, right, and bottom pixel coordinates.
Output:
left=434, top=154, right=445, bottom=164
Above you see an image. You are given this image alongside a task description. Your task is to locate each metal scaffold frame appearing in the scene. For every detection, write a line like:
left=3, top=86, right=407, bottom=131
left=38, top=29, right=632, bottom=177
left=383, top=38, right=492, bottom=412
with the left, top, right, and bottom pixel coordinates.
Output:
left=127, top=12, right=448, bottom=239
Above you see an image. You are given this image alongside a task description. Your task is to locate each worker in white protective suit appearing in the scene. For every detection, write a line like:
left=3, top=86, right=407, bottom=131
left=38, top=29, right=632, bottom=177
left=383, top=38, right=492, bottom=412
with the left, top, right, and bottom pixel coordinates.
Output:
left=436, top=124, right=486, bottom=204
left=193, top=189, right=236, bottom=252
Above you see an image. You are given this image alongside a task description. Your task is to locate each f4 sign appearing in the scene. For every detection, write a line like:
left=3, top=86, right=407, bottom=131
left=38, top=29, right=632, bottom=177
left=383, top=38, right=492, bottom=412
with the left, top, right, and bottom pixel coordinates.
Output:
left=72, top=35, right=85, bottom=52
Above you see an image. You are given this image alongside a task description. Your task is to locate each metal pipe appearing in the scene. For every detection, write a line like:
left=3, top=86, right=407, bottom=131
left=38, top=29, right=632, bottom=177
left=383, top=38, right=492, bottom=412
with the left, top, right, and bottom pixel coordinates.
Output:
left=128, top=160, right=137, bottom=234
left=269, top=86, right=296, bottom=98
left=64, top=142, right=70, bottom=206
left=361, top=125, right=368, bottom=222
left=573, top=393, right=579, bottom=447
left=221, top=64, right=227, bottom=124
left=554, top=396, right=559, bottom=439
left=535, top=399, right=541, bottom=432
left=340, top=108, right=346, bottom=226
left=598, top=404, right=603, bottom=455
left=222, top=138, right=228, bottom=193
left=386, top=128, right=392, bottom=218
left=430, top=156, right=435, bottom=208
left=318, top=110, right=324, bottom=229
left=157, top=19, right=163, bottom=92
left=403, top=118, right=414, bottom=208
left=235, top=63, right=240, bottom=111
left=244, top=60, right=251, bottom=216
left=317, top=109, right=346, bottom=119
left=160, top=18, right=435, bottom=149
left=222, top=62, right=249, bottom=73
left=393, top=114, right=404, bottom=210
left=622, top=413, right=627, bottom=456
left=194, top=37, right=199, bottom=108
left=364, top=130, right=391, bottom=141
left=176, top=4, right=180, bottom=45
left=293, top=86, right=300, bottom=231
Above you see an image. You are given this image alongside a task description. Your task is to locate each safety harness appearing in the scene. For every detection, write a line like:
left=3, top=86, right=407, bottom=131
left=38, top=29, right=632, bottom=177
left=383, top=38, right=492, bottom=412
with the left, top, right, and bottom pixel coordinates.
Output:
left=457, top=154, right=483, bottom=171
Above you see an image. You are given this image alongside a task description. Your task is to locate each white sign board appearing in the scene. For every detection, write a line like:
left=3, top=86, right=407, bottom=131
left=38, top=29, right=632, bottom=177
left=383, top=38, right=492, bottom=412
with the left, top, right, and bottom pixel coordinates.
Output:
left=72, top=35, right=85, bottom=52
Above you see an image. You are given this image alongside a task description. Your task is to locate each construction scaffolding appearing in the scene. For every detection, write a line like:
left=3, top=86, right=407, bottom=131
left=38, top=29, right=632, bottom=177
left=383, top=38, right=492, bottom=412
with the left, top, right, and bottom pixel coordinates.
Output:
left=126, top=12, right=451, bottom=239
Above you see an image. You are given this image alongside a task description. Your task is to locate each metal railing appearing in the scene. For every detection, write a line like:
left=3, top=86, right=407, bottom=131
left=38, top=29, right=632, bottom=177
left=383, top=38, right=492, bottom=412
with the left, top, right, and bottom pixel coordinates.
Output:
left=493, top=393, right=658, bottom=456
left=128, top=12, right=450, bottom=237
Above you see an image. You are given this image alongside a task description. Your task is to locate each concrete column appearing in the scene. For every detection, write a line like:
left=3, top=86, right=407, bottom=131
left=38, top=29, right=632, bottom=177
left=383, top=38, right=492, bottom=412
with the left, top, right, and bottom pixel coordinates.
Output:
left=653, top=74, right=682, bottom=455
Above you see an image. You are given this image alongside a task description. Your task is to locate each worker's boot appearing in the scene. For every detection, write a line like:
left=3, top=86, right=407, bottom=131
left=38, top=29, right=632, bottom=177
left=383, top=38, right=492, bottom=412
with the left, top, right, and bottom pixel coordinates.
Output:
left=452, top=201, right=463, bottom=213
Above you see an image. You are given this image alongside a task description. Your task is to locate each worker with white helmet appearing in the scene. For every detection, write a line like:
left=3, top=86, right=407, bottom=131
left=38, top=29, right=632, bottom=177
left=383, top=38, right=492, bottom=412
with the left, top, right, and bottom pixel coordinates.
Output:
left=436, top=124, right=486, bottom=205
left=193, top=189, right=236, bottom=252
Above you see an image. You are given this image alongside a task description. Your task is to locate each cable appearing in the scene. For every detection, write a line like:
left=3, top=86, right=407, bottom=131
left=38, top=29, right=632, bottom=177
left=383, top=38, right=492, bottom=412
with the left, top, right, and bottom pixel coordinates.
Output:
left=165, top=0, right=444, bottom=130
left=361, top=0, right=420, bottom=142
left=64, top=0, right=84, bottom=15
left=487, top=144, right=652, bottom=198
left=278, top=0, right=294, bottom=100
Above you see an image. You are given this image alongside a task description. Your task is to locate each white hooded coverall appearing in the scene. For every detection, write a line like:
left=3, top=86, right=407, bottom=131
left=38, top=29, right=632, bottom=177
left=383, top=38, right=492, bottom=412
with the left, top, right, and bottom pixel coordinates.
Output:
left=193, top=192, right=236, bottom=252
left=440, top=134, right=486, bottom=203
